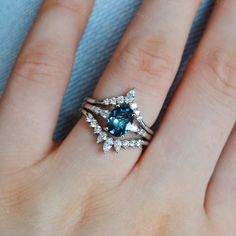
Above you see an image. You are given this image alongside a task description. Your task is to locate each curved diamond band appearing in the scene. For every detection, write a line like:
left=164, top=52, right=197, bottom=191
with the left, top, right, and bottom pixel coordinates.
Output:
left=81, top=89, right=153, bottom=153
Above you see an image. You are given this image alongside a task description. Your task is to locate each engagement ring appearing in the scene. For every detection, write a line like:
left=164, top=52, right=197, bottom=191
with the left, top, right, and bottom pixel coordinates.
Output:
left=81, top=89, right=153, bottom=153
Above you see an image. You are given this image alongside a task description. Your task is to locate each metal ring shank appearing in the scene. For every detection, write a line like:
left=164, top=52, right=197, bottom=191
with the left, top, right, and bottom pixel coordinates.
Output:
left=86, top=98, right=105, bottom=105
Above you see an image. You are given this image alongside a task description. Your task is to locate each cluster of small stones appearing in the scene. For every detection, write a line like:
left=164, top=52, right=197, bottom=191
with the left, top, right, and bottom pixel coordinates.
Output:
left=102, top=90, right=143, bottom=122
left=85, top=112, right=145, bottom=153
left=100, top=136, right=145, bottom=153
left=92, top=106, right=110, bottom=119
left=130, top=102, right=143, bottom=122
left=103, top=90, right=135, bottom=105
left=86, top=113, right=102, bottom=134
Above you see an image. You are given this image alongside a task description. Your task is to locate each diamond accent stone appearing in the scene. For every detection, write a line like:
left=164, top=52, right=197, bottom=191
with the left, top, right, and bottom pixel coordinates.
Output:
left=140, top=140, right=145, bottom=146
left=126, top=123, right=139, bottom=132
left=138, top=129, right=147, bottom=137
left=135, top=140, right=142, bottom=147
left=127, top=89, right=136, bottom=98
left=96, top=132, right=107, bottom=143
left=117, top=96, right=124, bottom=104
left=130, top=103, right=138, bottom=110
left=137, top=115, right=143, bottom=122
left=90, top=120, right=97, bottom=128
left=86, top=113, right=93, bottom=122
left=129, top=140, right=136, bottom=147
left=125, top=90, right=135, bottom=103
left=92, top=106, right=110, bottom=119
left=103, top=138, right=114, bottom=152
left=100, top=110, right=109, bottom=119
left=125, top=97, right=132, bottom=104
left=92, top=106, right=101, bottom=114
left=122, top=140, right=130, bottom=149
left=104, top=98, right=110, bottom=105
left=110, top=97, right=116, bottom=105
left=94, top=126, right=102, bottom=134
left=114, top=140, right=122, bottom=153
left=134, top=109, right=141, bottom=116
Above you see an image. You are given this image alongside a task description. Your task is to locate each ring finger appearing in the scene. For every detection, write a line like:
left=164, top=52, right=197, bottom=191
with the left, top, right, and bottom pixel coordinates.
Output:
left=59, top=0, right=201, bottom=184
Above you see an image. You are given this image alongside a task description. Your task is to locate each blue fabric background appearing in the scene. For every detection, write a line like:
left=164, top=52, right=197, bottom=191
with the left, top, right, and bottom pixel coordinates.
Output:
left=0, top=0, right=214, bottom=140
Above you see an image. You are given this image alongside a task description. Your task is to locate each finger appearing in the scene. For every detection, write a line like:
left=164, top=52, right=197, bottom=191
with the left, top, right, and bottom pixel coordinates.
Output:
left=0, top=0, right=94, bottom=171
left=138, top=0, right=236, bottom=205
left=95, top=0, right=201, bottom=125
left=59, top=0, right=201, bottom=184
left=205, top=125, right=236, bottom=233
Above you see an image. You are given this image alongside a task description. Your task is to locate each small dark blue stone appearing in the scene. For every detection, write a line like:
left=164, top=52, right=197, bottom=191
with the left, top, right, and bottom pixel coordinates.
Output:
left=107, top=106, right=133, bottom=137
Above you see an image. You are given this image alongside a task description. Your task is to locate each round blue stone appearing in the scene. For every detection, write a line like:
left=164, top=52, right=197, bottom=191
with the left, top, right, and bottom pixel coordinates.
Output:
left=107, top=106, right=133, bottom=137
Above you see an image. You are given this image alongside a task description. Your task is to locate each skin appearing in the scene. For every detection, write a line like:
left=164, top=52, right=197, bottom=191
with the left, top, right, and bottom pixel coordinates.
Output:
left=0, top=0, right=235, bottom=235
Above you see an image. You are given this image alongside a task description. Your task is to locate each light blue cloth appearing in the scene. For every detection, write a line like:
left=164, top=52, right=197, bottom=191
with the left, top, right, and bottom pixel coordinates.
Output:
left=0, top=0, right=214, bottom=140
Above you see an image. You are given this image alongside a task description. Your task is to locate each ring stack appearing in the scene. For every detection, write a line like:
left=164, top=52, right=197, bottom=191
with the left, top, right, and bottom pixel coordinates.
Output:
left=81, top=89, right=153, bottom=153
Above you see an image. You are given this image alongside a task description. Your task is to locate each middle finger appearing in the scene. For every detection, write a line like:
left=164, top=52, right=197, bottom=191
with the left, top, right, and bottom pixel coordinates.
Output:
left=138, top=0, right=236, bottom=206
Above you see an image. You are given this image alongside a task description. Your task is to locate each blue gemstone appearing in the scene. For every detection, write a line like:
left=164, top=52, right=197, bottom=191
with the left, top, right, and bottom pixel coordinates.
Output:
left=107, top=106, right=133, bottom=137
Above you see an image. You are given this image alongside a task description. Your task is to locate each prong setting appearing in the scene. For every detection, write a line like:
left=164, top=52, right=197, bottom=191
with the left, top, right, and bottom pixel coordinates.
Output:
left=82, top=89, right=153, bottom=153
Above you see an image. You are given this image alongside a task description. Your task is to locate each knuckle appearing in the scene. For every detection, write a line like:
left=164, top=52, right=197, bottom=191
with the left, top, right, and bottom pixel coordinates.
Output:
left=13, top=46, right=68, bottom=85
left=118, top=37, right=175, bottom=79
left=44, top=0, right=89, bottom=16
left=0, top=172, right=40, bottom=210
left=197, top=50, right=236, bottom=98
left=112, top=37, right=178, bottom=97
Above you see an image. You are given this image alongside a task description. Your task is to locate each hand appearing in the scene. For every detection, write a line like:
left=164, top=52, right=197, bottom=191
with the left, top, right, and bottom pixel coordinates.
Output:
left=0, top=0, right=235, bottom=235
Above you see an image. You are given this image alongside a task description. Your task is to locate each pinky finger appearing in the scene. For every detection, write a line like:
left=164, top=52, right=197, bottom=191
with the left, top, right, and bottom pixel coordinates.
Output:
left=206, top=125, right=236, bottom=234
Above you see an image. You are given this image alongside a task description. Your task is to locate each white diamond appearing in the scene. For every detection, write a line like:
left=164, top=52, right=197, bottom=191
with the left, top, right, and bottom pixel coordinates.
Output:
left=96, top=132, right=107, bottom=143
left=92, top=106, right=100, bottom=114
left=90, top=120, right=97, bottom=128
left=86, top=113, right=93, bottom=122
left=110, top=97, right=116, bottom=105
left=122, top=140, right=129, bottom=149
left=138, top=129, right=147, bottom=137
left=104, top=98, right=110, bottom=105
left=86, top=116, right=92, bottom=123
left=125, top=97, right=131, bottom=104
left=134, top=109, right=141, bottom=116
left=137, top=140, right=145, bottom=147
left=129, top=140, right=135, bottom=147
left=127, top=89, right=136, bottom=98
left=137, top=115, right=143, bottom=121
left=135, top=140, right=142, bottom=147
left=117, top=96, right=124, bottom=104
left=126, top=123, right=138, bottom=132
left=101, top=110, right=109, bottom=119
left=130, top=103, right=138, bottom=110
left=94, top=126, right=102, bottom=134
left=114, top=140, right=122, bottom=153
left=125, top=89, right=136, bottom=104
left=103, top=138, right=114, bottom=153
